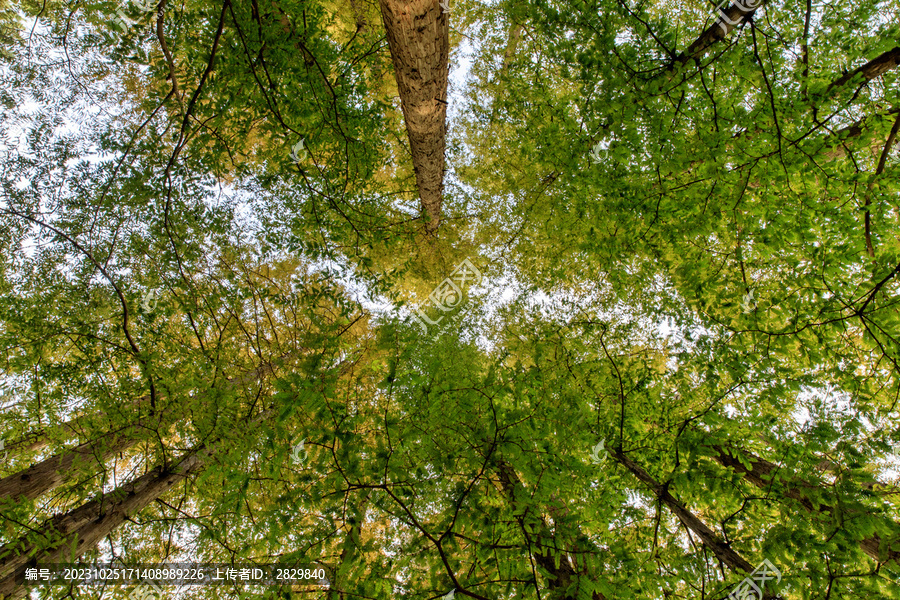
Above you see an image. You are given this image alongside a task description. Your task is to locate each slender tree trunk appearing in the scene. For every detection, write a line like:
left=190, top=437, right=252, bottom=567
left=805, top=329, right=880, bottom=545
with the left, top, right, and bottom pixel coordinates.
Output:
left=710, top=445, right=900, bottom=565
left=653, top=104, right=900, bottom=197
left=612, top=450, right=755, bottom=573
left=659, top=60, right=900, bottom=191
left=495, top=459, right=609, bottom=600
left=326, top=491, right=371, bottom=600
left=728, top=58, right=900, bottom=154
left=610, top=449, right=785, bottom=599
left=377, top=0, right=449, bottom=234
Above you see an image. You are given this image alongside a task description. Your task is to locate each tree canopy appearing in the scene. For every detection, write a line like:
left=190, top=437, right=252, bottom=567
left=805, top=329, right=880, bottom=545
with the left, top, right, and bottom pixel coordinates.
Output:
left=0, top=0, right=899, bottom=599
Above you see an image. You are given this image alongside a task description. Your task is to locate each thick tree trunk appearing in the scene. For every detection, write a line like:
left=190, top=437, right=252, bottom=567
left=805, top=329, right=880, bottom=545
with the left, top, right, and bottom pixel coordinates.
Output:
left=0, top=422, right=148, bottom=502
left=377, top=0, right=449, bottom=234
left=711, top=446, right=900, bottom=565
left=0, top=447, right=211, bottom=598
left=5, top=415, right=91, bottom=456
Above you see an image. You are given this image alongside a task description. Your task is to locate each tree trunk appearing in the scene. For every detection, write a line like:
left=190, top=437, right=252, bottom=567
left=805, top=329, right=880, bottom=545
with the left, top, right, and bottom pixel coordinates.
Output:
left=0, top=401, right=278, bottom=599
left=348, top=0, right=368, bottom=34
left=612, top=450, right=755, bottom=573
left=0, top=447, right=211, bottom=598
left=377, top=0, right=449, bottom=234
left=610, top=450, right=786, bottom=599
left=674, top=0, right=770, bottom=65
left=495, top=459, right=609, bottom=600
left=821, top=106, right=900, bottom=161
left=824, top=47, right=900, bottom=96
left=502, top=24, right=523, bottom=73
left=0, top=353, right=292, bottom=505
left=0, top=422, right=148, bottom=503
left=710, top=445, right=900, bottom=565
left=4, top=396, right=151, bottom=456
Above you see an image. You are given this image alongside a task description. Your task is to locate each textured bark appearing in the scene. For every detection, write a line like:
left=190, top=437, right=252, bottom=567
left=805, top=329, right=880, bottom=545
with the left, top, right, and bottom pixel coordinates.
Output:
left=612, top=450, right=756, bottom=575
left=674, top=0, right=769, bottom=65
left=378, top=0, right=449, bottom=234
left=0, top=422, right=148, bottom=502
left=711, top=446, right=900, bottom=565
left=0, top=447, right=211, bottom=598
left=0, top=402, right=279, bottom=598
left=495, top=460, right=609, bottom=600
left=825, top=47, right=900, bottom=97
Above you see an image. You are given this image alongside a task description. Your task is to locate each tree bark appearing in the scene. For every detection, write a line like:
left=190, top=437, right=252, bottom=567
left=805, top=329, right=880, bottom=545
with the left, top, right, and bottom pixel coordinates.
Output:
left=495, top=459, right=609, bottom=600
left=710, top=445, right=900, bottom=565
left=0, top=421, right=149, bottom=503
left=674, top=0, right=769, bottom=65
left=0, top=401, right=279, bottom=599
left=0, top=447, right=211, bottom=598
left=824, top=47, right=900, bottom=97
left=377, top=0, right=449, bottom=234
